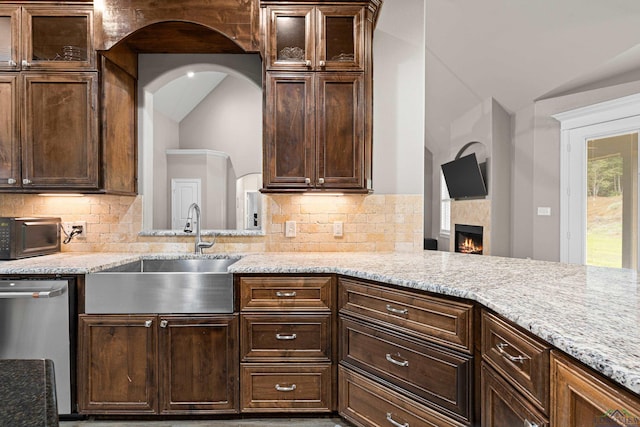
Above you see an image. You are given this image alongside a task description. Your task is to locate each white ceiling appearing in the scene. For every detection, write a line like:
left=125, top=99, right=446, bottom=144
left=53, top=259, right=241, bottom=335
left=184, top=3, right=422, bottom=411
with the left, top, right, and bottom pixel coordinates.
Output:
left=426, top=0, right=640, bottom=153
left=154, top=71, right=228, bottom=122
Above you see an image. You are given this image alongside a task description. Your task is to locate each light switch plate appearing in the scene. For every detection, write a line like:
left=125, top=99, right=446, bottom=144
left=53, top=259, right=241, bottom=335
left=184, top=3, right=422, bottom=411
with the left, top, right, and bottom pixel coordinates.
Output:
left=537, top=207, right=551, bottom=216
left=285, top=220, right=296, bottom=237
left=333, top=221, right=343, bottom=237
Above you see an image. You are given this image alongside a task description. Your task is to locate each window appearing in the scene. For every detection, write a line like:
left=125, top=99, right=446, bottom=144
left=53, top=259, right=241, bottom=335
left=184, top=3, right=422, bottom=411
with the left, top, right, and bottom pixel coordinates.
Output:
left=440, top=171, right=451, bottom=235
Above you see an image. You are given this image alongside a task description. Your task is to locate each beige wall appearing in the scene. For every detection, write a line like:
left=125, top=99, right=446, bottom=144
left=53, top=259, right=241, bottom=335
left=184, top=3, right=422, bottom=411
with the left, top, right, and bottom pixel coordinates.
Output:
left=0, top=193, right=423, bottom=253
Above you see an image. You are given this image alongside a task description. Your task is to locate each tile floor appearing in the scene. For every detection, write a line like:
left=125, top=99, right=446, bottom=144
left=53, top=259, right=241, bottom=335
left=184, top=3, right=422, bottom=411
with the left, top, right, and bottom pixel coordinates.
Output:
left=60, top=417, right=353, bottom=427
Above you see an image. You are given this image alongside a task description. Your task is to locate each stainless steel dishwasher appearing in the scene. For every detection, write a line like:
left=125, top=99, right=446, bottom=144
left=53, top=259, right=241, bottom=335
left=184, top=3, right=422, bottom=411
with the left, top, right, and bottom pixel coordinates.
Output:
left=0, top=279, right=72, bottom=414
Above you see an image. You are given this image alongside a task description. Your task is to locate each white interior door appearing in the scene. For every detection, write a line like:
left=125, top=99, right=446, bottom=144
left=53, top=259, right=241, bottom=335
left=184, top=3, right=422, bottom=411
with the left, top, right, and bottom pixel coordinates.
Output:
left=171, top=178, right=201, bottom=230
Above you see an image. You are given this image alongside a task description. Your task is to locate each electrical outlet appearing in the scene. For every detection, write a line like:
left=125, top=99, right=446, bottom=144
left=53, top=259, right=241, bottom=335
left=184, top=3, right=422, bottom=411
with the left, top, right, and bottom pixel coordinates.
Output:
left=333, top=221, right=343, bottom=237
left=62, top=221, right=87, bottom=239
left=285, top=220, right=296, bottom=237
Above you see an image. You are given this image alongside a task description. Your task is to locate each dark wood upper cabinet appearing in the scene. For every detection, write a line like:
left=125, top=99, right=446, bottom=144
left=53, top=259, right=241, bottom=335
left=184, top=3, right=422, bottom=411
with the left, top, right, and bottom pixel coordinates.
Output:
left=0, top=6, right=20, bottom=71
left=261, top=1, right=378, bottom=192
left=0, top=75, right=19, bottom=189
left=265, top=5, right=364, bottom=72
left=21, top=72, right=99, bottom=190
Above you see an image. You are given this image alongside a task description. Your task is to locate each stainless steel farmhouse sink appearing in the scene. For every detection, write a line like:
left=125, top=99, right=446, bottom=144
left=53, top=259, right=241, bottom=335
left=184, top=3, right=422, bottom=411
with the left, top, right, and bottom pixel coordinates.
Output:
left=84, top=257, right=240, bottom=314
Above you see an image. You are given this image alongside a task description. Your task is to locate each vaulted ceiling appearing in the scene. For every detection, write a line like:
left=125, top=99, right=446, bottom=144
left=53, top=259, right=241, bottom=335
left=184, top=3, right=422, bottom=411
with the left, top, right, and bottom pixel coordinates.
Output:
left=426, top=0, right=640, bottom=153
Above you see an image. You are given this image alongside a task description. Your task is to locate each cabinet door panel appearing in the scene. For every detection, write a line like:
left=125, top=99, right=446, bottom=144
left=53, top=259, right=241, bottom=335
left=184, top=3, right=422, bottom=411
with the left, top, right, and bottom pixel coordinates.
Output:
left=101, top=55, right=137, bottom=195
left=0, top=74, right=19, bottom=188
left=22, top=72, right=98, bottom=189
left=341, top=317, right=472, bottom=423
left=482, top=363, right=549, bottom=427
left=265, top=6, right=315, bottom=71
left=240, top=363, right=332, bottom=412
left=78, top=315, right=157, bottom=414
left=21, top=5, right=95, bottom=71
left=339, top=366, right=465, bottom=427
left=317, top=6, right=364, bottom=71
left=551, top=351, right=640, bottom=427
left=316, top=73, right=364, bottom=189
left=159, top=315, right=238, bottom=413
left=0, top=6, right=20, bottom=71
left=264, top=72, right=315, bottom=189
left=241, top=313, right=331, bottom=362
left=339, top=277, right=474, bottom=353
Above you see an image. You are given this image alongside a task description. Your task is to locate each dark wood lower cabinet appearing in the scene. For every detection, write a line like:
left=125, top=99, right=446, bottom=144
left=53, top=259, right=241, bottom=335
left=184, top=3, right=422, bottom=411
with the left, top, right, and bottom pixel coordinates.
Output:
left=240, top=363, right=332, bottom=412
left=340, top=316, right=472, bottom=423
left=481, top=363, right=549, bottom=427
left=551, top=351, right=640, bottom=427
left=339, top=366, right=466, bottom=427
left=159, top=316, right=238, bottom=414
left=78, top=314, right=238, bottom=414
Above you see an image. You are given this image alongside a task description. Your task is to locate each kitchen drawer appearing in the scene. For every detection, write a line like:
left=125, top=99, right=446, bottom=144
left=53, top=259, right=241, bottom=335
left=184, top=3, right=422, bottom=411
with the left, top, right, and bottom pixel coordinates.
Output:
left=340, top=317, right=472, bottom=423
left=338, top=277, right=474, bottom=353
left=482, top=363, right=549, bottom=427
left=339, top=366, right=466, bottom=427
left=239, top=276, right=333, bottom=311
left=481, top=310, right=550, bottom=413
left=240, top=363, right=332, bottom=412
left=241, top=313, right=331, bottom=362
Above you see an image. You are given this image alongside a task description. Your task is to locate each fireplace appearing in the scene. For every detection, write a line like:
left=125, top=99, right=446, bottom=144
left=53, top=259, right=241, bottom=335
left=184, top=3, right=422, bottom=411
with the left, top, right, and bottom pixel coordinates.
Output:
left=455, top=224, right=483, bottom=255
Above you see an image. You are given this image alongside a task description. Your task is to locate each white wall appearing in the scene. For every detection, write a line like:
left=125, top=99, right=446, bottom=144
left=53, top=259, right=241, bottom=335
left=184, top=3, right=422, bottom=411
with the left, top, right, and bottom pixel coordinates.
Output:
left=152, top=110, right=179, bottom=229
left=512, top=79, right=640, bottom=261
left=179, top=76, right=262, bottom=178
left=373, top=0, right=425, bottom=195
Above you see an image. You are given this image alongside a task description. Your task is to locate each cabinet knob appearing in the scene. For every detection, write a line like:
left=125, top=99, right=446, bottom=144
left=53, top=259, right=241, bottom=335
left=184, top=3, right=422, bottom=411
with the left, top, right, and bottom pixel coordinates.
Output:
left=8, top=60, right=16, bottom=68
left=7, top=178, right=16, bottom=185
left=319, top=60, right=326, bottom=67
left=305, top=59, right=312, bottom=67
left=305, top=177, right=311, bottom=185
left=21, top=59, right=30, bottom=68
left=524, top=420, right=539, bottom=427
left=318, top=178, right=325, bottom=185
left=160, top=320, right=168, bottom=328
left=22, top=178, right=32, bottom=185
left=144, top=320, right=152, bottom=328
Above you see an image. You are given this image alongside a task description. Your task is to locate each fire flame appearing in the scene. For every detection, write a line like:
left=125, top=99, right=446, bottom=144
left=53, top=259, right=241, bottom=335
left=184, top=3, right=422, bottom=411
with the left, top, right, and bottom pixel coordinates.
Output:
left=458, top=237, right=483, bottom=254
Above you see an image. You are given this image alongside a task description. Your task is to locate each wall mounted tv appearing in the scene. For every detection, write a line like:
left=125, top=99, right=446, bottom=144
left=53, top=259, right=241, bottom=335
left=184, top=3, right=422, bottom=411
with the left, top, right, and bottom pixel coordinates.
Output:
left=441, top=153, right=488, bottom=200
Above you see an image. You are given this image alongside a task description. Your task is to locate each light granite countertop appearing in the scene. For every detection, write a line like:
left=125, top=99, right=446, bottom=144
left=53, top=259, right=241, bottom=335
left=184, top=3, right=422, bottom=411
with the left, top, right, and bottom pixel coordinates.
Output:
left=1, top=250, right=638, bottom=397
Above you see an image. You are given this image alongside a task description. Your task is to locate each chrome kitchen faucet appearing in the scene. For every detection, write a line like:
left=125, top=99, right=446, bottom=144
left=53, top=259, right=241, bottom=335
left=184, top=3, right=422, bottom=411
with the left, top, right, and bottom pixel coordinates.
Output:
left=184, top=203, right=215, bottom=254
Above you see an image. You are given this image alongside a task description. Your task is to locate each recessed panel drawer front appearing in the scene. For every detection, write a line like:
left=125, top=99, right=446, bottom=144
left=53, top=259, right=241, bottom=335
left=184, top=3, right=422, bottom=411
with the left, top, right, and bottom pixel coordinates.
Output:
left=239, top=276, right=333, bottom=311
left=240, top=364, right=332, bottom=412
left=338, top=366, right=466, bottom=427
left=338, top=278, right=474, bottom=353
left=481, top=310, right=550, bottom=413
left=340, top=317, right=472, bottom=423
left=481, top=363, right=549, bottom=427
left=241, top=314, right=331, bottom=362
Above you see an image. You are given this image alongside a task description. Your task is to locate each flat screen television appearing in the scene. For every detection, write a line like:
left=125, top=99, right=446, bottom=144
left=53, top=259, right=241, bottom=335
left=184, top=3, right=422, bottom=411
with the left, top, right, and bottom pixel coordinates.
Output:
left=441, top=153, right=488, bottom=199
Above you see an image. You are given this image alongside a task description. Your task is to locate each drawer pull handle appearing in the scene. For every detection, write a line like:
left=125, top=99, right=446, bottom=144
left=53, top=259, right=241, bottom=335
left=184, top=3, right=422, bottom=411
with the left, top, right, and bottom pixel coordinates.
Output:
left=524, top=420, right=539, bottom=427
left=386, top=304, right=408, bottom=315
left=276, top=333, right=297, bottom=340
left=386, top=412, right=409, bottom=427
left=496, top=343, right=527, bottom=364
left=386, top=353, right=409, bottom=367
left=276, top=291, right=297, bottom=298
left=275, top=383, right=296, bottom=392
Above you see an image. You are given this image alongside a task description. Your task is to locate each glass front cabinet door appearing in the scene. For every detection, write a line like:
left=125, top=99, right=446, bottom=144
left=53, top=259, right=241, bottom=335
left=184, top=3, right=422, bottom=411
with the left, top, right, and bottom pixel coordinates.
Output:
left=0, top=6, right=20, bottom=70
left=21, top=5, right=94, bottom=71
left=265, top=5, right=363, bottom=71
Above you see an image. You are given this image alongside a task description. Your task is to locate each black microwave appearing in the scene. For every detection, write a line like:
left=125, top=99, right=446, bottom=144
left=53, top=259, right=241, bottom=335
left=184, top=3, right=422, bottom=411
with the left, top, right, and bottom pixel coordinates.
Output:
left=0, top=217, right=61, bottom=260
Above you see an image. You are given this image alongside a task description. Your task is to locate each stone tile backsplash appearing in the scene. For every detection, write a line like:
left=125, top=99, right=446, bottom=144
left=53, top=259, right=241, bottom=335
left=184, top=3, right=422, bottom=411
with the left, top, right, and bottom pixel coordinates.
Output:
left=0, top=193, right=423, bottom=253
